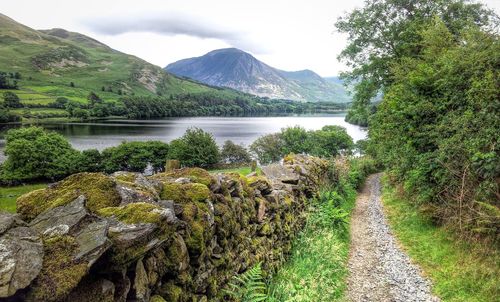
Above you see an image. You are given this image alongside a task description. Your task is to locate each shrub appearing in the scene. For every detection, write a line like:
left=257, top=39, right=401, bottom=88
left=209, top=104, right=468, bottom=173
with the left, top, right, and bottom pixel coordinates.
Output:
left=3, top=92, right=22, bottom=108
left=168, top=128, right=220, bottom=168
left=220, top=140, right=251, bottom=164
left=0, top=127, right=80, bottom=183
left=249, top=133, right=284, bottom=165
left=102, top=141, right=169, bottom=173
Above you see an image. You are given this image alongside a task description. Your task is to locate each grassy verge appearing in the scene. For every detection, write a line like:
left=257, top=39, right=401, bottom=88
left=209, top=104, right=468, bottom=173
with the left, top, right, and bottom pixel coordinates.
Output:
left=209, top=166, right=261, bottom=176
left=0, top=183, right=47, bottom=213
left=268, top=186, right=356, bottom=301
left=382, top=177, right=499, bottom=302
left=267, top=156, right=377, bottom=301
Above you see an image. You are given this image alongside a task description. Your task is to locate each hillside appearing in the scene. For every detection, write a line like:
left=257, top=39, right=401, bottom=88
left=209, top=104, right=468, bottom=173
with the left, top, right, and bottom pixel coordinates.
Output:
left=165, top=48, right=351, bottom=103
left=0, top=13, right=226, bottom=107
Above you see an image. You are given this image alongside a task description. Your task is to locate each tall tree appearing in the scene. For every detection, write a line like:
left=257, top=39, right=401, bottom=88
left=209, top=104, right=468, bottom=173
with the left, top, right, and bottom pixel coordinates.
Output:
left=336, top=0, right=497, bottom=126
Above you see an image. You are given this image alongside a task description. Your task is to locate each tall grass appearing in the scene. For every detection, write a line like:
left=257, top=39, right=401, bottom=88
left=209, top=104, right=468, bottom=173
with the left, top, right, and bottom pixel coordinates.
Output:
left=267, top=156, right=377, bottom=301
left=382, top=176, right=500, bottom=302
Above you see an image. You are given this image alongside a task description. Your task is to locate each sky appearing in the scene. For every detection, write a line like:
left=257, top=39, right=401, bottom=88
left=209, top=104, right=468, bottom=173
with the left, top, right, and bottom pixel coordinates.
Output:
left=2, top=0, right=499, bottom=77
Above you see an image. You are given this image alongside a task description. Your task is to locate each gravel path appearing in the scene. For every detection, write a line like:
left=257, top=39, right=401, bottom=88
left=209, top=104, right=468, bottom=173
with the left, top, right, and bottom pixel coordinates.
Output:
left=347, top=173, right=440, bottom=302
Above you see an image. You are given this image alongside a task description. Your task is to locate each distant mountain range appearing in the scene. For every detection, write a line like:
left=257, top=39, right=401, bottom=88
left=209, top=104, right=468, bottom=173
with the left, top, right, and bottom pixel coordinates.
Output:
left=0, top=13, right=244, bottom=106
left=166, top=48, right=351, bottom=103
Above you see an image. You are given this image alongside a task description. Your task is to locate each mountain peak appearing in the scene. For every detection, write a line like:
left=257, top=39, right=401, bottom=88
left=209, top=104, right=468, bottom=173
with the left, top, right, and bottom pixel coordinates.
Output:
left=165, top=49, right=350, bottom=103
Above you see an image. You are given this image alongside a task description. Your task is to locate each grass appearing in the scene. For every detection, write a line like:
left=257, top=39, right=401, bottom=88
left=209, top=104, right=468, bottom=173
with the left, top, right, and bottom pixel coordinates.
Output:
left=0, top=183, right=47, bottom=213
left=209, top=166, right=261, bottom=176
left=381, top=176, right=500, bottom=302
left=268, top=184, right=357, bottom=301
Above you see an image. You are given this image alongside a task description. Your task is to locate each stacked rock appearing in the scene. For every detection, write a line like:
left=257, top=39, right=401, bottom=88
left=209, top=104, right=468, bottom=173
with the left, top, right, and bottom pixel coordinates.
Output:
left=0, top=154, right=328, bottom=302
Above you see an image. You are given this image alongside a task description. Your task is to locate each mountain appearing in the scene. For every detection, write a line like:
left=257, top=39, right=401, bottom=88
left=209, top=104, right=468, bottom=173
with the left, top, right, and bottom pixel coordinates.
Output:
left=0, top=13, right=220, bottom=106
left=165, top=48, right=351, bottom=103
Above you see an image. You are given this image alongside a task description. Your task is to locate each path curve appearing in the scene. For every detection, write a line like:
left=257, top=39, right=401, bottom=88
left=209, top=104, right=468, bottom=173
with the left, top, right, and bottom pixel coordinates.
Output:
left=347, top=173, right=440, bottom=302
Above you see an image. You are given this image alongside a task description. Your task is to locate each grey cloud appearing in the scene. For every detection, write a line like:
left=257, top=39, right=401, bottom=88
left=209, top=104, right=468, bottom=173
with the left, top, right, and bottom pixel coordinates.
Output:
left=82, top=13, right=269, bottom=54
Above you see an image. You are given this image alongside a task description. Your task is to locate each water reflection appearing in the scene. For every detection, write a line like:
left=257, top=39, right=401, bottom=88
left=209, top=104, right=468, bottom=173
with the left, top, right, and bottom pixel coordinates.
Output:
left=0, top=113, right=367, bottom=162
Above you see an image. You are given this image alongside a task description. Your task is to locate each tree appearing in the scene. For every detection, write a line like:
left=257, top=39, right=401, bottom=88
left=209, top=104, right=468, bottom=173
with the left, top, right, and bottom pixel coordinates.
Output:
left=280, top=126, right=311, bottom=155
left=0, top=72, right=17, bottom=89
left=0, top=127, right=80, bottom=182
left=3, top=92, right=22, bottom=108
left=72, top=108, right=90, bottom=119
left=308, top=125, right=354, bottom=157
left=101, top=141, right=169, bottom=173
left=221, top=140, right=251, bottom=164
left=249, top=133, right=284, bottom=164
left=168, top=128, right=220, bottom=168
left=87, top=92, right=102, bottom=106
left=336, top=0, right=497, bottom=125
left=78, top=149, right=103, bottom=172
left=0, top=108, right=21, bottom=123
left=52, top=97, right=69, bottom=109
left=369, top=19, right=500, bottom=237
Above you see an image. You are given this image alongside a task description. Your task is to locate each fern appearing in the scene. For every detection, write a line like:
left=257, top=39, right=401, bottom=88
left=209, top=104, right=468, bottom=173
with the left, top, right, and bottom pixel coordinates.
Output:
left=224, top=263, right=268, bottom=302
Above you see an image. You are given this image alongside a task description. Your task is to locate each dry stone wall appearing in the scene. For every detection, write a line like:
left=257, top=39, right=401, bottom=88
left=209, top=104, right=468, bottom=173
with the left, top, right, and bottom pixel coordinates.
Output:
left=0, top=155, right=328, bottom=302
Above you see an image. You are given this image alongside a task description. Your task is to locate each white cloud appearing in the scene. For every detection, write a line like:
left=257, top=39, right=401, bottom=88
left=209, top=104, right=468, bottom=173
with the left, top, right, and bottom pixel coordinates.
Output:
left=1, top=0, right=499, bottom=76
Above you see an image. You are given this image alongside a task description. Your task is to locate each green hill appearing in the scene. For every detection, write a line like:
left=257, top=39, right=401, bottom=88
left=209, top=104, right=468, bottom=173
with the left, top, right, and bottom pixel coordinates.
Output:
left=0, top=13, right=223, bottom=106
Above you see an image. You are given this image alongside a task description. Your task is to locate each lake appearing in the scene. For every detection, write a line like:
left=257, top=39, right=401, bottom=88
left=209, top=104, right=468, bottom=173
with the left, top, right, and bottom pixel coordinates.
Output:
left=0, top=113, right=366, bottom=162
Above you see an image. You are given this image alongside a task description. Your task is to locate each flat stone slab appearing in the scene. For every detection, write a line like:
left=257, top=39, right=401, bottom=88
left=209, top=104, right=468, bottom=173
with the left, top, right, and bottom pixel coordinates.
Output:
left=29, top=195, right=87, bottom=235
left=261, top=164, right=299, bottom=184
left=0, top=227, right=43, bottom=298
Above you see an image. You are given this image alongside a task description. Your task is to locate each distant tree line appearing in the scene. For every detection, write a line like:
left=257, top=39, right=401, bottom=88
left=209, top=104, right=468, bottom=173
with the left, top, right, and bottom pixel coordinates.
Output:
left=1, top=87, right=348, bottom=122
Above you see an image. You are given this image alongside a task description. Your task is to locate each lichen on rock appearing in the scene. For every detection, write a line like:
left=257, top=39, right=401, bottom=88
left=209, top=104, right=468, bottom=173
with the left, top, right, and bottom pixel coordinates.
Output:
left=17, top=173, right=120, bottom=221
left=160, top=182, right=211, bottom=203
left=5, top=155, right=329, bottom=302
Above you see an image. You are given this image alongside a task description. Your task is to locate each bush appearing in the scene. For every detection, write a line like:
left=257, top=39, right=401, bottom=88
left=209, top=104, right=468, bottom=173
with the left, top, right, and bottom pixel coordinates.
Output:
left=102, top=141, right=169, bottom=173
left=168, top=128, right=220, bottom=168
left=0, top=127, right=80, bottom=183
left=0, top=108, right=21, bottom=123
left=249, top=133, right=284, bottom=165
left=369, top=20, right=500, bottom=238
left=250, top=126, right=354, bottom=164
left=308, top=125, right=354, bottom=157
left=3, top=92, right=22, bottom=108
left=220, top=140, right=251, bottom=164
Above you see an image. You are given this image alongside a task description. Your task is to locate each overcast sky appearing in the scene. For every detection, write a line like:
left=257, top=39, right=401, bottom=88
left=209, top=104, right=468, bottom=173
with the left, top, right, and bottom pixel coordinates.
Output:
left=2, top=0, right=499, bottom=77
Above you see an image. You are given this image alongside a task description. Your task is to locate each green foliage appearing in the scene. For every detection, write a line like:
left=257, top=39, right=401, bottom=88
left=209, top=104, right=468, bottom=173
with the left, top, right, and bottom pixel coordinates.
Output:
left=102, top=141, right=169, bottom=173
left=250, top=126, right=354, bottom=164
left=336, top=0, right=497, bottom=125
left=3, top=91, right=22, bottom=108
left=0, top=107, right=21, bottom=123
left=269, top=156, right=372, bottom=301
left=382, top=178, right=500, bottom=302
left=0, top=127, right=81, bottom=183
left=369, top=19, right=499, bottom=239
left=225, top=263, right=268, bottom=302
left=308, top=125, right=354, bottom=158
left=168, top=128, right=220, bottom=168
left=0, top=71, right=18, bottom=89
left=249, top=133, right=284, bottom=165
left=221, top=140, right=252, bottom=164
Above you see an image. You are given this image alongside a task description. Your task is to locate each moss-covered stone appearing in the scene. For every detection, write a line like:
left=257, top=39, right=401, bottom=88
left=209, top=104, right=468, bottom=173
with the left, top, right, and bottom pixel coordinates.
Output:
left=150, top=295, right=167, bottom=302
left=97, top=202, right=167, bottom=225
left=161, top=182, right=211, bottom=203
left=152, top=167, right=214, bottom=187
left=27, top=235, right=88, bottom=302
left=17, top=173, right=120, bottom=221
left=159, top=282, right=183, bottom=302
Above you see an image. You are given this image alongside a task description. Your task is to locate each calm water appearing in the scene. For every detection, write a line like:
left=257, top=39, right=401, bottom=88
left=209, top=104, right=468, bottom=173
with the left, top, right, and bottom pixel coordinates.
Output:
left=0, top=113, right=366, bottom=162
